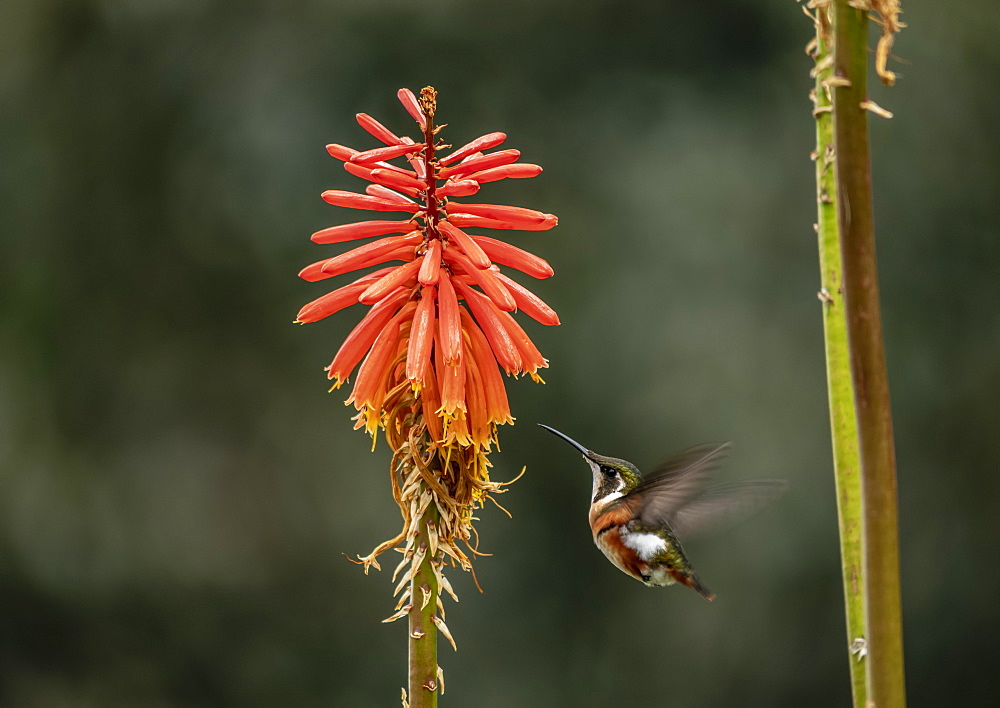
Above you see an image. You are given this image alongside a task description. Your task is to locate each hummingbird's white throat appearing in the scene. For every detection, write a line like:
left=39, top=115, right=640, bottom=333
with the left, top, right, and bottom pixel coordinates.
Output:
left=587, top=459, right=626, bottom=506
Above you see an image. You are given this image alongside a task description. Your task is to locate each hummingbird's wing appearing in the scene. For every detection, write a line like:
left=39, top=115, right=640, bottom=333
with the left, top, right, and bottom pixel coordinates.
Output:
left=623, top=443, right=733, bottom=527
left=666, top=479, right=788, bottom=538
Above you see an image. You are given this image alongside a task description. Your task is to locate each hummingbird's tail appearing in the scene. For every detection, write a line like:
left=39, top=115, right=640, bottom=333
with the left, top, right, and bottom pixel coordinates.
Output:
left=677, top=571, right=716, bottom=602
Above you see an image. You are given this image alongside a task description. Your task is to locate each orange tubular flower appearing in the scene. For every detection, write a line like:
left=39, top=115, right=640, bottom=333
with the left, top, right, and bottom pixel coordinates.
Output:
left=298, top=86, right=558, bottom=451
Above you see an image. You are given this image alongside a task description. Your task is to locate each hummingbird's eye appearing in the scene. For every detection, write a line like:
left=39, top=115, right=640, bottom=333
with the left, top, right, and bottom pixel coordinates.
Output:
left=602, top=466, right=616, bottom=477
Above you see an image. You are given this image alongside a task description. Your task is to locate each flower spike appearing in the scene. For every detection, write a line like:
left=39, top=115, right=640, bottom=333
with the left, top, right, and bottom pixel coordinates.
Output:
left=302, top=89, right=557, bottom=443
left=296, top=90, right=560, bottom=687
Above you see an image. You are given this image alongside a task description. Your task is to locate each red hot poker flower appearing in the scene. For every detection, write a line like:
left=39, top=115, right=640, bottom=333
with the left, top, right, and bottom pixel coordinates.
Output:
left=297, top=86, right=558, bottom=451
left=298, top=88, right=560, bottom=699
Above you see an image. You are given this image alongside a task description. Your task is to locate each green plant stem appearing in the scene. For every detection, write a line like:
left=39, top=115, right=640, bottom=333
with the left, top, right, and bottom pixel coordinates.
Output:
left=810, top=7, right=868, bottom=704
left=407, top=494, right=439, bottom=707
left=832, top=2, right=906, bottom=705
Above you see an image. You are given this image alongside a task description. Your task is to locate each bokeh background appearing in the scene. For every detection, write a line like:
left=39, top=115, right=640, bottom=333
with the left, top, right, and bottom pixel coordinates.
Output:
left=2, top=1, right=998, bottom=705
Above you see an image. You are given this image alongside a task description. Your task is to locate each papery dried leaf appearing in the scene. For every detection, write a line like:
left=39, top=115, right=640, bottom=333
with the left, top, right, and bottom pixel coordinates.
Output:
left=381, top=604, right=412, bottom=623
left=432, top=615, right=458, bottom=651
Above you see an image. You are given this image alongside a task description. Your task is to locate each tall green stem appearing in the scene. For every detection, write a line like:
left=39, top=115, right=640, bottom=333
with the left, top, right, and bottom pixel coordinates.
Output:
left=407, top=93, right=441, bottom=708
left=809, top=5, right=868, bottom=703
left=407, top=492, right=439, bottom=707
left=831, top=2, right=906, bottom=704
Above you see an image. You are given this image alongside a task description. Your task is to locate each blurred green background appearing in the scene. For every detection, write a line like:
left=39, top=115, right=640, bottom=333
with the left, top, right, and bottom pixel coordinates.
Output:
left=2, top=1, right=998, bottom=705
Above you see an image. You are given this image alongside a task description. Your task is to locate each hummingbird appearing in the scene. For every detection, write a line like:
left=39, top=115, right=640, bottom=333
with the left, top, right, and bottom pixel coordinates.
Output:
left=539, top=424, right=785, bottom=601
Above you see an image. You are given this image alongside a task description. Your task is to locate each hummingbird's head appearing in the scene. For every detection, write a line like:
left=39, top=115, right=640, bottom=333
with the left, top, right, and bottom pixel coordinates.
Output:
left=538, top=425, right=642, bottom=504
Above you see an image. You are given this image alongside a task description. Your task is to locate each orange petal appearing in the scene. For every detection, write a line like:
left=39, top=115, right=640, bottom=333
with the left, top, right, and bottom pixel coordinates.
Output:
left=439, top=149, right=520, bottom=178
left=418, top=239, right=442, bottom=286
left=311, top=220, right=415, bottom=245
left=365, top=184, right=417, bottom=205
left=322, top=190, right=419, bottom=213
left=435, top=330, right=467, bottom=426
left=342, top=161, right=376, bottom=182
left=494, top=271, right=560, bottom=326
left=344, top=162, right=418, bottom=187
left=447, top=202, right=548, bottom=225
left=421, top=362, right=444, bottom=443
left=465, top=163, right=542, bottom=183
left=350, top=143, right=423, bottom=165
left=322, top=245, right=413, bottom=279
left=438, top=221, right=491, bottom=269
left=448, top=413, right=472, bottom=448
left=443, top=249, right=515, bottom=312
left=440, top=132, right=507, bottom=166
left=461, top=344, right=490, bottom=449
left=370, top=168, right=425, bottom=194
left=356, top=113, right=403, bottom=146
left=319, top=232, right=420, bottom=276
left=326, top=144, right=357, bottom=161
left=436, top=274, right=462, bottom=365
left=469, top=234, right=554, bottom=278
left=448, top=213, right=558, bottom=232
left=405, top=286, right=436, bottom=387
left=326, top=290, right=411, bottom=383
left=436, top=180, right=480, bottom=197
left=349, top=303, right=414, bottom=413
left=358, top=258, right=422, bottom=304
left=405, top=139, right=428, bottom=181
left=453, top=281, right=522, bottom=374
left=460, top=308, right=512, bottom=426
left=492, top=303, right=548, bottom=377
left=300, top=257, right=397, bottom=283
left=296, top=268, right=393, bottom=323
left=397, top=88, right=425, bottom=127
left=298, top=258, right=339, bottom=283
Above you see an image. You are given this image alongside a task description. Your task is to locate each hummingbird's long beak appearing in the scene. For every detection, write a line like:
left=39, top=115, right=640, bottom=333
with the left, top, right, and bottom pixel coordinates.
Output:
left=538, top=424, right=591, bottom=456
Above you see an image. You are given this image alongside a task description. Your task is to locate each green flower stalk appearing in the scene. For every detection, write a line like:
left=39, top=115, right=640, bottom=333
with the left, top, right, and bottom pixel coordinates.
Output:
left=802, top=1, right=906, bottom=705
left=805, top=2, right=867, bottom=702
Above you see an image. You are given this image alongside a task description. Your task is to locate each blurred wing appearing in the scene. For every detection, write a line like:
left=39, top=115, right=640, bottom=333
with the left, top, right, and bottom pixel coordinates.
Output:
left=629, top=443, right=732, bottom=527
left=667, top=479, right=788, bottom=539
